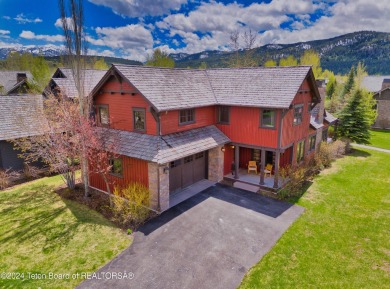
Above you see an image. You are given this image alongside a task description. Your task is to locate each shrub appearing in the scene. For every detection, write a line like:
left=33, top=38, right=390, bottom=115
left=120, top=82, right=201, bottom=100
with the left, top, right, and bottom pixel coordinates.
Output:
left=22, top=163, right=40, bottom=180
left=0, top=169, right=20, bottom=190
left=279, top=164, right=307, bottom=198
left=111, top=182, right=151, bottom=227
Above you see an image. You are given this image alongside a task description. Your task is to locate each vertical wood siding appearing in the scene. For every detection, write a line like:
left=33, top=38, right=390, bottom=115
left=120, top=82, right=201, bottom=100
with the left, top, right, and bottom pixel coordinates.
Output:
left=94, top=78, right=158, bottom=135
left=89, top=155, right=149, bottom=193
left=160, top=106, right=216, bottom=135
left=281, top=79, right=315, bottom=148
left=216, top=106, right=279, bottom=148
left=280, top=146, right=293, bottom=168
left=239, top=147, right=252, bottom=168
left=223, top=144, right=234, bottom=175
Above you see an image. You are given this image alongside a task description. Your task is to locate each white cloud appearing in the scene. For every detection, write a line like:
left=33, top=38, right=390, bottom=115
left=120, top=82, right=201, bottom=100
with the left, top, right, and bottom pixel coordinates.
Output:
left=2, top=16, right=11, bottom=20
left=87, top=24, right=154, bottom=61
left=19, top=30, right=64, bottom=42
left=0, top=30, right=10, bottom=35
left=87, top=0, right=188, bottom=17
left=54, top=17, right=73, bottom=29
left=14, top=13, right=42, bottom=24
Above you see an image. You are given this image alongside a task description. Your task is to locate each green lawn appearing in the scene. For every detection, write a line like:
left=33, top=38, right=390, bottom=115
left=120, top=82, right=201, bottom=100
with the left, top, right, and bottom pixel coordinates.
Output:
left=370, top=129, right=390, bottom=150
left=240, top=148, right=390, bottom=289
left=0, top=175, right=131, bottom=289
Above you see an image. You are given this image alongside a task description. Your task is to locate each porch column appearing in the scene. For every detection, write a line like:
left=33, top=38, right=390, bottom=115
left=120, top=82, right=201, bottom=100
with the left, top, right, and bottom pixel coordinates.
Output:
left=260, top=149, right=265, bottom=185
left=273, top=150, right=280, bottom=189
left=234, top=145, right=239, bottom=179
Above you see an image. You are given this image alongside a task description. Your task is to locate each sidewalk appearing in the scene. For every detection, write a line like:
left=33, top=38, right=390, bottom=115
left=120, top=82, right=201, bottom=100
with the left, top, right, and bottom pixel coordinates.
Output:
left=351, top=143, right=390, bottom=154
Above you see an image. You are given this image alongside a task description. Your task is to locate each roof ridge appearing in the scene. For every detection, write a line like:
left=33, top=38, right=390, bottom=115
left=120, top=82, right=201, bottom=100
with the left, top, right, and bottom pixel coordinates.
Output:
left=204, top=69, right=218, bottom=104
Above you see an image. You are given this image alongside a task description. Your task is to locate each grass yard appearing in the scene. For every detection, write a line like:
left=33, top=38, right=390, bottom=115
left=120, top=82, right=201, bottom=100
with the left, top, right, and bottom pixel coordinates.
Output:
left=240, top=148, right=390, bottom=289
left=0, top=175, right=131, bottom=289
left=370, top=129, right=390, bottom=150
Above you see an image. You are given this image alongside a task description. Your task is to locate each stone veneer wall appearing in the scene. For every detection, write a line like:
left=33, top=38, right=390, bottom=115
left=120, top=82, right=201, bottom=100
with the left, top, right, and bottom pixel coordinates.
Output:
left=148, top=162, right=170, bottom=212
left=374, top=100, right=390, bottom=129
left=208, top=145, right=224, bottom=182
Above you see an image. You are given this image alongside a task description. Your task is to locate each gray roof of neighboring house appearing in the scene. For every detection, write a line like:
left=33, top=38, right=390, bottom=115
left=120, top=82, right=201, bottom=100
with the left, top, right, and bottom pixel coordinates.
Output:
left=361, top=76, right=390, bottom=92
left=310, top=116, right=324, bottom=130
left=110, top=64, right=317, bottom=111
left=51, top=68, right=107, bottom=98
left=0, top=95, right=45, bottom=140
left=0, top=70, right=32, bottom=94
left=106, top=125, right=230, bottom=164
left=324, top=110, right=337, bottom=124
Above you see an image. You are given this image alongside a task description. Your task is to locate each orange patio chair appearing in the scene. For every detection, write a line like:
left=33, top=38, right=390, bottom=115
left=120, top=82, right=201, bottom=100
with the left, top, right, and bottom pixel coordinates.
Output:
left=248, top=161, right=257, bottom=174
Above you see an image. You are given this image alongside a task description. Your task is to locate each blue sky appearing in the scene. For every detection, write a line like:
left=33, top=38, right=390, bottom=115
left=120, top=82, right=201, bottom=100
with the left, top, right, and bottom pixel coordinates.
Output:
left=0, top=0, right=389, bottom=61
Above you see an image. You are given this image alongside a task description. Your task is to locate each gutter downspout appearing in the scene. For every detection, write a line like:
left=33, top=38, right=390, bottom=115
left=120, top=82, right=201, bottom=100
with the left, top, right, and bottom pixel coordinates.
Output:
left=156, top=112, right=161, bottom=212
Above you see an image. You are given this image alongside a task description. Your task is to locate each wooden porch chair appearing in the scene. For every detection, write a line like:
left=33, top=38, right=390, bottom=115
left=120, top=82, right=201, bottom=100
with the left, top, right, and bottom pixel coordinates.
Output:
left=264, top=164, right=273, bottom=177
left=248, top=161, right=257, bottom=174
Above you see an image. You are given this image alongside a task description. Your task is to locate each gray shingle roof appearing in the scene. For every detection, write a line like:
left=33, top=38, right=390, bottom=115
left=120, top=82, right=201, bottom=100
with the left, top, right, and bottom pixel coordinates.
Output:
left=310, top=116, right=324, bottom=130
left=105, top=125, right=230, bottom=164
left=361, top=76, right=390, bottom=92
left=324, top=110, right=337, bottom=124
left=51, top=68, right=107, bottom=98
left=0, top=70, right=32, bottom=94
left=0, top=95, right=45, bottom=140
left=112, top=64, right=315, bottom=111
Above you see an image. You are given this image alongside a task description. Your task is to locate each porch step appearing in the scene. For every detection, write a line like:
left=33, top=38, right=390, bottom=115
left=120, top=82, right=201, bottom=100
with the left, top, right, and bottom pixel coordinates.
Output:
left=233, top=182, right=259, bottom=193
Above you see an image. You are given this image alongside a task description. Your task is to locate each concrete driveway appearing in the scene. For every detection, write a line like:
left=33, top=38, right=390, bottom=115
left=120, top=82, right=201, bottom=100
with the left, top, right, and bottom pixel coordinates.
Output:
left=78, top=184, right=304, bottom=289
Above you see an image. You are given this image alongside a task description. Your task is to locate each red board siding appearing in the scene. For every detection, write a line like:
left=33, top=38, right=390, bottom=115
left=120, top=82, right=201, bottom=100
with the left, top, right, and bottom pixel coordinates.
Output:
left=160, top=106, right=216, bottom=135
left=217, top=106, right=279, bottom=148
left=223, top=144, right=234, bottom=175
left=89, top=156, right=149, bottom=193
left=281, top=79, right=315, bottom=148
left=280, top=146, right=293, bottom=168
left=94, top=79, right=158, bottom=135
left=239, top=147, right=252, bottom=169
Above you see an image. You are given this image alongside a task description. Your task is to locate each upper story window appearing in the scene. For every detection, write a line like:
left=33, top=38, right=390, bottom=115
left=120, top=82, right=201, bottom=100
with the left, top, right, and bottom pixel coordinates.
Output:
left=133, top=108, right=146, bottom=132
left=217, top=106, right=230, bottom=124
left=297, top=140, right=305, bottom=163
left=293, top=104, right=304, bottom=125
left=109, top=158, right=123, bottom=177
left=98, top=105, right=109, bottom=127
left=179, top=109, right=195, bottom=125
left=261, top=109, right=276, bottom=128
left=309, top=135, right=316, bottom=152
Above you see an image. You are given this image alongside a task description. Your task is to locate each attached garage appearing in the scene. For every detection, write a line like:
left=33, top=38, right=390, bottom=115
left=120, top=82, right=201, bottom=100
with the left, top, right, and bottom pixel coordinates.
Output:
left=169, top=151, right=207, bottom=194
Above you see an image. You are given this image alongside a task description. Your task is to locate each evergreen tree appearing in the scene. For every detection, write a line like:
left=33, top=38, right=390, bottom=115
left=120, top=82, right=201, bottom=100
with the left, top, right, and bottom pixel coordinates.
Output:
left=146, top=48, right=175, bottom=68
left=342, top=66, right=355, bottom=97
left=326, top=74, right=337, bottom=98
left=338, top=89, right=371, bottom=144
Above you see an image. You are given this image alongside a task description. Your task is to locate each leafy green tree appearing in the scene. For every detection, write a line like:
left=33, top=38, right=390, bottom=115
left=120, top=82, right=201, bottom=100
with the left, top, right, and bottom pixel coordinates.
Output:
left=146, top=48, right=175, bottom=68
left=263, top=59, right=276, bottom=67
left=342, top=66, right=355, bottom=97
left=338, top=89, right=372, bottom=144
left=279, top=55, right=298, bottom=66
left=30, top=55, right=51, bottom=92
left=355, top=62, right=367, bottom=89
left=199, top=62, right=207, bottom=69
left=93, top=58, right=109, bottom=70
left=300, top=50, right=322, bottom=78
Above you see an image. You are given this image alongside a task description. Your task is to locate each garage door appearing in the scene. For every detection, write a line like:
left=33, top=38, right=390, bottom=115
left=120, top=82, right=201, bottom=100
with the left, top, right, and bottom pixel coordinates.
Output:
left=169, top=151, right=207, bottom=194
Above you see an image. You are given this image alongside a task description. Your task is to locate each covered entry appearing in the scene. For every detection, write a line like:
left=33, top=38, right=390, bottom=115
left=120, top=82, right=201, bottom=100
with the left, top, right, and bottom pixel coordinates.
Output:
left=169, top=151, right=207, bottom=194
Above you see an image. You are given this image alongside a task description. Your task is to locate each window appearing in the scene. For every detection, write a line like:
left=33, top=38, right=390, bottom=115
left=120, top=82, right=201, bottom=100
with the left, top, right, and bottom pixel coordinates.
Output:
left=322, top=128, right=328, bottom=142
left=184, top=155, right=193, bottom=163
left=98, top=105, right=109, bottom=126
left=217, top=106, right=230, bottom=124
left=195, top=152, right=204, bottom=159
left=309, top=135, right=316, bottom=151
left=293, top=104, right=304, bottom=125
left=179, top=109, right=195, bottom=124
left=261, top=109, right=276, bottom=128
left=110, top=158, right=123, bottom=177
left=170, top=160, right=181, bottom=168
left=296, top=140, right=305, bottom=163
left=133, top=108, right=146, bottom=131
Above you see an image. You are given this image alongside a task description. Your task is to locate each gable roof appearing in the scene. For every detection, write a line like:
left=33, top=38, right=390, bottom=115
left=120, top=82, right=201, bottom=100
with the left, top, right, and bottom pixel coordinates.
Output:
left=93, top=64, right=319, bottom=112
left=103, top=125, right=230, bottom=164
left=324, top=110, right=337, bottom=124
left=0, top=70, right=32, bottom=95
left=0, top=95, right=45, bottom=140
left=50, top=68, right=107, bottom=98
left=361, top=75, right=390, bottom=92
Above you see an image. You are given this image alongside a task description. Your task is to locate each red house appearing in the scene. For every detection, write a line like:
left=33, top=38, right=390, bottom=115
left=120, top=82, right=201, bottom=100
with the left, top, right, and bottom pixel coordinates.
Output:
left=89, top=64, right=326, bottom=212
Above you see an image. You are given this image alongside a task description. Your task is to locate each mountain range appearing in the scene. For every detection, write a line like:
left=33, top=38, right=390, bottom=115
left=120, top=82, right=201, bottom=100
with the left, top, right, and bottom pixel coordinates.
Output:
left=1, top=31, right=390, bottom=74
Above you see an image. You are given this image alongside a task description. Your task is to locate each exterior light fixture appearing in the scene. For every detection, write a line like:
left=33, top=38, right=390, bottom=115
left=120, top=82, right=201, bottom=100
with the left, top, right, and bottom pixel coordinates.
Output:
left=221, top=147, right=226, bottom=152
left=163, top=166, right=169, bottom=174
left=230, top=145, right=235, bottom=149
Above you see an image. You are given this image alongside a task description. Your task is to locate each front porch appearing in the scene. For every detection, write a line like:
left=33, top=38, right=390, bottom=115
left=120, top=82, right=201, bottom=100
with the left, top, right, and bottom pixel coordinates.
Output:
left=223, top=169, right=285, bottom=192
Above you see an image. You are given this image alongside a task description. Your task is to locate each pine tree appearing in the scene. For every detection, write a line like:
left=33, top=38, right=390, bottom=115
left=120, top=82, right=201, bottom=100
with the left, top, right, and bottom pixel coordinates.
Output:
left=342, top=66, right=355, bottom=97
left=326, top=74, right=337, bottom=98
left=338, top=89, right=371, bottom=144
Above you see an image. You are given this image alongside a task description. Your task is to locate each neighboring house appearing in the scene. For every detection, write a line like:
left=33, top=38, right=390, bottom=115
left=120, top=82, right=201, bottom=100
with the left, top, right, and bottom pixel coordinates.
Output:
left=0, top=95, right=45, bottom=171
left=88, top=64, right=327, bottom=212
left=310, top=80, right=338, bottom=144
left=362, top=76, right=390, bottom=129
left=0, top=70, right=32, bottom=95
left=44, top=67, right=107, bottom=99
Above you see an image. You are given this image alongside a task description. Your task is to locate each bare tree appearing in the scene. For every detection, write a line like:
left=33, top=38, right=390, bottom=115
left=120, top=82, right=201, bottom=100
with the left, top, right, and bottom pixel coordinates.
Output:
left=58, top=0, right=90, bottom=196
left=229, top=29, right=258, bottom=68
